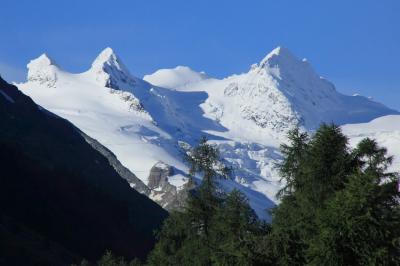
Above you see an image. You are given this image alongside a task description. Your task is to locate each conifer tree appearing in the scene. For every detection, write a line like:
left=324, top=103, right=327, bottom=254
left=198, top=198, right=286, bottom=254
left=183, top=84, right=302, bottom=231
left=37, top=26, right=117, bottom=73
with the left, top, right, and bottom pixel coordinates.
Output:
left=97, top=127, right=400, bottom=265
left=147, top=136, right=230, bottom=265
left=95, top=251, right=142, bottom=266
left=210, top=189, right=269, bottom=265
left=270, top=124, right=356, bottom=264
left=307, top=138, right=400, bottom=265
left=277, top=127, right=309, bottom=198
left=185, top=136, right=229, bottom=244
left=268, top=125, right=400, bottom=265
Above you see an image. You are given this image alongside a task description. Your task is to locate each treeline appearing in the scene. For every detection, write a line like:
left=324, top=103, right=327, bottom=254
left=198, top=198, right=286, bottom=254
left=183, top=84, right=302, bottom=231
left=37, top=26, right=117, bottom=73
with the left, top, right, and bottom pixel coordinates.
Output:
left=84, top=124, right=400, bottom=265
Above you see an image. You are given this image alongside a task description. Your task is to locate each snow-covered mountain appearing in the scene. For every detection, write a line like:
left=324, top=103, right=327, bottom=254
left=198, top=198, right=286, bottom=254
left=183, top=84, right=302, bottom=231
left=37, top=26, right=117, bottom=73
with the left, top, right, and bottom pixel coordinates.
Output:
left=18, top=46, right=399, bottom=219
left=143, top=65, right=212, bottom=89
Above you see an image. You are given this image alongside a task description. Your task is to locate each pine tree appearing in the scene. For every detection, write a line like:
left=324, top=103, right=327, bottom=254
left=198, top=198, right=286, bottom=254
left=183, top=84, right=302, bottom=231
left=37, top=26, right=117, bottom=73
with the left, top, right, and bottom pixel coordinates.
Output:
left=307, top=138, right=400, bottom=265
left=96, top=251, right=142, bottom=266
left=147, top=136, right=230, bottom=265
left=277, top=127, right=309, bottom=198
left=185, top=136, right=230, bottom=264
left=210, top=189, right=269, bottom=265
left=267, top=125, right=400, bottom=265
left=269, top=124, right=356, bottom=264
left=146, top=211, right=191, bottom=265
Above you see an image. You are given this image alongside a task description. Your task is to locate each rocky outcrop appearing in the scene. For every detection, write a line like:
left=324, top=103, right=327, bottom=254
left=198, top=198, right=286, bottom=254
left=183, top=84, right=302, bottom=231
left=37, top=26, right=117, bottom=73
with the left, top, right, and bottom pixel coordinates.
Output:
left=80, top=132, right=150, bottom=195
left=147, top=161, right=173, bottom=189
left=79, top=135, right=193, bottom=210
left=79, top=136, right=194, bottom=211
left=148, top=162, right=194, bottom=211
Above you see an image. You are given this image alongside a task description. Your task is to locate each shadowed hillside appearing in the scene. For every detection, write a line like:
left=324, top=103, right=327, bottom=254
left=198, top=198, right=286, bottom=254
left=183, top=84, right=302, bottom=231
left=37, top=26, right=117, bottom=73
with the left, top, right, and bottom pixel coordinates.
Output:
left=0, top=77, right=167, bottom=265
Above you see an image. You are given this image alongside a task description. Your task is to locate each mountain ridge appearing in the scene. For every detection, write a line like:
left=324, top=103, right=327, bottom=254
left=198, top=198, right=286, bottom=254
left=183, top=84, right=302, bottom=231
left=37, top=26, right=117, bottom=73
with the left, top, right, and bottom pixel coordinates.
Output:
left=18, top=47, right=399, bottom=219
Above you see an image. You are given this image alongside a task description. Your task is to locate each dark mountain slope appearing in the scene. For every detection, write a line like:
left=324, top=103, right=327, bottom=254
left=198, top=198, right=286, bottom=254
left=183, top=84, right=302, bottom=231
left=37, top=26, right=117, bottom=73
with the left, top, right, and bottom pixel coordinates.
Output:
left=0, top=77, right=167, bottom=265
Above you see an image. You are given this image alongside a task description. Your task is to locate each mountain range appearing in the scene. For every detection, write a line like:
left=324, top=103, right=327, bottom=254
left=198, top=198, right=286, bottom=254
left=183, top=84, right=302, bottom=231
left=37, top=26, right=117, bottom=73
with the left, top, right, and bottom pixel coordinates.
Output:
left=17, top=46, right=400, bottom=219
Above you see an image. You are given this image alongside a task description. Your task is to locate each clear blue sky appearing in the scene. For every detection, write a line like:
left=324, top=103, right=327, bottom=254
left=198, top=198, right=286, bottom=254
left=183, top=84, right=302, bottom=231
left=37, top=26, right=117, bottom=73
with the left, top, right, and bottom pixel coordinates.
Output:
left=1, top=0, right=399, bottom=109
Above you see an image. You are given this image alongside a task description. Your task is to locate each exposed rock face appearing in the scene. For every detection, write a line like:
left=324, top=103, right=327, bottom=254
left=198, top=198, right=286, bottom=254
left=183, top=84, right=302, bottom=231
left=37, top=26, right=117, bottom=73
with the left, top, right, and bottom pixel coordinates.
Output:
left=148, top=162, right=194, bottom=211
left=81, top=134, right=192, bottom=211
left=81, top=132, right=150, bottom=195
left=148, top=161, right=172, bottom=189
left=76, top=136, right=193, bottom=211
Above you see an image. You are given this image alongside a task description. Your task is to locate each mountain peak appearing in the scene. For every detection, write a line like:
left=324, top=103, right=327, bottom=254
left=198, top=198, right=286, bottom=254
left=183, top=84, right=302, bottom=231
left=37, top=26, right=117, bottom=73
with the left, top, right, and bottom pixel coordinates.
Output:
left=27, top=53, right=58, bottom=86
left=98, top=47, right=114, bottom=57
left=267, top=46, right=291, bottom=57
left=91, top=47, right=128, bottom=73
left=28, top=53, right=57, bottom=70
left=89, top=47, right=137, bottom=90
left=249, top=46, right=320, bottom=86
left=258, top=46, right=299, bottom=69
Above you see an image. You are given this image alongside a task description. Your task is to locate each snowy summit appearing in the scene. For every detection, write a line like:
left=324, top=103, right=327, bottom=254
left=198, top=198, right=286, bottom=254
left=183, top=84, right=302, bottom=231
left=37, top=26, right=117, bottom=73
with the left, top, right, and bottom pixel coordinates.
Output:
left=144, top=65, right=211, bottom=89
left=86, top=47, right=142, bottom=90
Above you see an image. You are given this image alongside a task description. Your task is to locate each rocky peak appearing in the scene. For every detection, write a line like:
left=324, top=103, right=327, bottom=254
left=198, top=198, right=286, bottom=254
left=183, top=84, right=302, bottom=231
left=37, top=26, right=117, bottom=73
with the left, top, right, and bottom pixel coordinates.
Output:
left=250, top=46, right=316, bottom=81
left=91, top=47, right=127, bottom=74
left=27, top=54, right=59, bottom=87
left=89, top=47, right=138, bottom=90
left=259, top=46, right=297, bottom=68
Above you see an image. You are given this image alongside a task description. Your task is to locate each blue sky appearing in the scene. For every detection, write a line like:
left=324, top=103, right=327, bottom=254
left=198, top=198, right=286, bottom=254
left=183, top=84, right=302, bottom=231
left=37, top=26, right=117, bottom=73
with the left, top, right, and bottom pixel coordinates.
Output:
left=1, top=0, right=399, bottom=109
